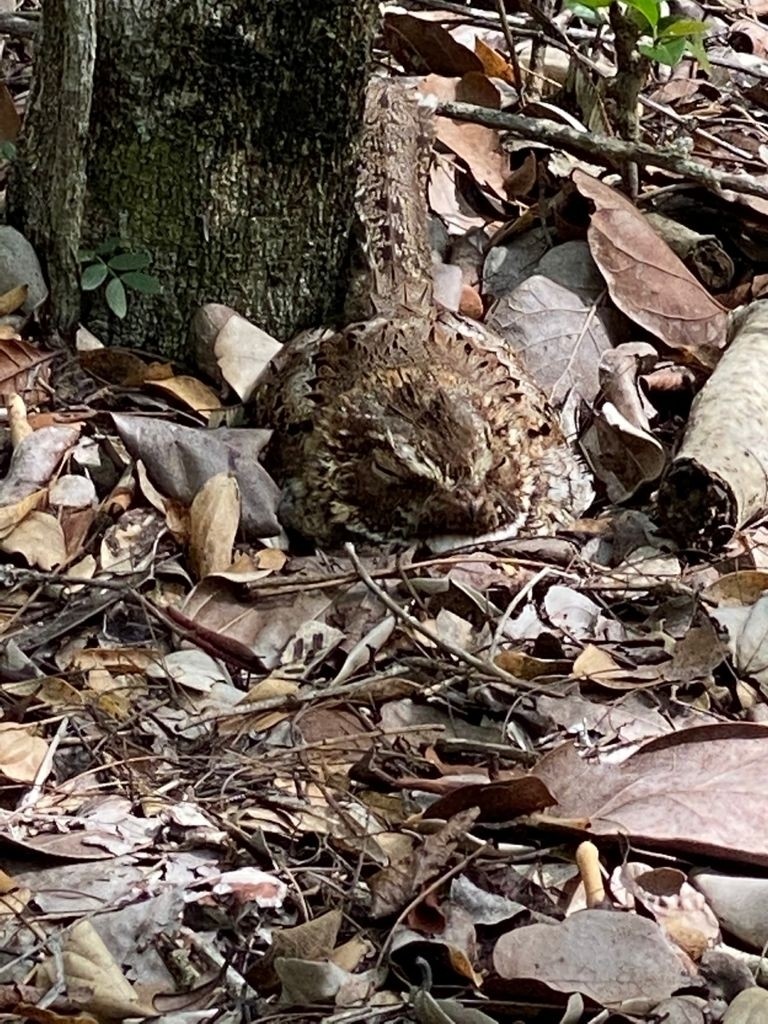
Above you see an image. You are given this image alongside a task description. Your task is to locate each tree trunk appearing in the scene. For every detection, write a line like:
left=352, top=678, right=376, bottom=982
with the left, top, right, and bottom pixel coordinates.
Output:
left=10, top=0, right=379, bottom=357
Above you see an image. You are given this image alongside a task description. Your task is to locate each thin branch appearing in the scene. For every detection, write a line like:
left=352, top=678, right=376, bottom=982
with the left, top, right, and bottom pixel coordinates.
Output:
left=437, top=99, right=768, bottom=201
left=344, top=542, right=563, bottom=695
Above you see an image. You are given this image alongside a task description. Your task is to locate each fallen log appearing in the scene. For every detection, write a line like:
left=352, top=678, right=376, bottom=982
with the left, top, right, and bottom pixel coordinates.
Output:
left=657, top=300, right=768, bottom=550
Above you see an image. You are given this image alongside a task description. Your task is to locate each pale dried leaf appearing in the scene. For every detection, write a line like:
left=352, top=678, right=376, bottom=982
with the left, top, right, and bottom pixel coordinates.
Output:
left=189, top=472, right=240, bottom=578
left=723, top=988, right=768, bottom=1022
left=487, top=274, right=613, bottom=404
left=0, top=511, right=66, bottom=569
left=214, top=312, right=283, bottom=401
left=147, top=374, right=222, bottom=419
left=0, top=725, right=47, bottom=784
left=36, top=920, right=151, bottom=1020
left=493, top=909, right=687, bottom=1006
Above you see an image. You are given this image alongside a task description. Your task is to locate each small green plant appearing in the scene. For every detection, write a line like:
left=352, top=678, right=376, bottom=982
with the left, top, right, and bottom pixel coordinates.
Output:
left=0, top=141, right=16, bottom=162
left=78, top=237, right=161, bottom=319
left=567, top=0, right=709, bottom=67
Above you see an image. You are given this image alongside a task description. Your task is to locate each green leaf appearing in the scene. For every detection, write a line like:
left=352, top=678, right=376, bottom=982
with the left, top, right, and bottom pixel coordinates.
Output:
left=639, top=37, right=687, bottom=63
left=657, top=15, right=709, bottom=36
left=625, top=0, right=660, bottom=30
left=96, top=236, right=125, bottom=256
left=687, top=33, right=711, bottom=69
left=566, top=0, right=612, bottom=11
left=108, top=251, right=151, bottom=272
left=81, top=262, right=109, bottom=291
left=106, top=276, right=127, bottom=318
left=0, top=141, right=16, bottom=161
left=121, top=271, right=162, bottom=295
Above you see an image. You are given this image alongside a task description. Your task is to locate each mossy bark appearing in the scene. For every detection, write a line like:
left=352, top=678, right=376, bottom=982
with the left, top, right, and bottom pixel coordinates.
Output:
left=10, top=0, right=379, bottom=357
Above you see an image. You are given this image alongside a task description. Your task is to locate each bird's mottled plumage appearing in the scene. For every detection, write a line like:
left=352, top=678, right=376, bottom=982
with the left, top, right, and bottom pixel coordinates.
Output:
left=253, top=79, right=592, bottom=546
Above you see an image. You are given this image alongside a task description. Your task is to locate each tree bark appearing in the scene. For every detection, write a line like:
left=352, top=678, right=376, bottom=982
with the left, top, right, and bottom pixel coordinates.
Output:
left=10, top=0, right=379, bottom=357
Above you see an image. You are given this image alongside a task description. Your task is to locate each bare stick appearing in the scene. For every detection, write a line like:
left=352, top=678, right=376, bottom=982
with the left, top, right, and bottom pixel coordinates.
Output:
left=437, top=100, right=768, bottom=201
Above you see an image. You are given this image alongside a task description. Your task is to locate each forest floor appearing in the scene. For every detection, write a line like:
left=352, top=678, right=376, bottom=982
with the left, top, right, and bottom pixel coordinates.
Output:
left=2, top=2, right=768, bottom=1023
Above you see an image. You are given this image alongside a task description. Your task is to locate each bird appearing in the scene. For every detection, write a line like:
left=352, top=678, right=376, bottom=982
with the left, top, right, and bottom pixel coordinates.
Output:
left=251, top=79, right=592, bottom=547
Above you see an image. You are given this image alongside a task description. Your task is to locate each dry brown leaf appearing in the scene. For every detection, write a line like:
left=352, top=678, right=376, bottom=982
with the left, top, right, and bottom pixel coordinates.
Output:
left=705, top=570, right=768, bottom=606
left=0, top=489, right=46, bottom=539
left=435, top=116, right=509, bottom=200
left=147, top=374, right=222, bottom=419
left=255, top=547, right=287, bottom=571
left=493, top=909, right=688, bottom=1007
left=36, top=920, right=152, bottom=1020
left=572, top=644, right=627, bottom=686
left=456, top=71, right=501, bottom=109
left=79, top=347, right=150, bottom=387
left=383, top=12, right=482, bottom=76
left=0, top=726, right=47, bottom=784
left=0, top=336, right=53, bottom=405
left=422, top=775, right=555, bottom=822
left=189, top=472, right=240, bottom=578
left=536, top=724, right=768, bottom=865
left=573, top=170, right=727, bottom=368
left=474, top=38, right=516, bottom=84
left=0, top=283, right=27, bottom=315
left=0, top=511, right=66, bottom=570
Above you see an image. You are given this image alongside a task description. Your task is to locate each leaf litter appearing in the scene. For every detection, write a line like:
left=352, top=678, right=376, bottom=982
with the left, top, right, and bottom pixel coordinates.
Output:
left=5, top=3, right=768, bottom=1024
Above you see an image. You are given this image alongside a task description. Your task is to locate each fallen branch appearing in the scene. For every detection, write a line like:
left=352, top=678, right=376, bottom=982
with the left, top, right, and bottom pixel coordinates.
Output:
left=436, top=100, right=768, bottom=201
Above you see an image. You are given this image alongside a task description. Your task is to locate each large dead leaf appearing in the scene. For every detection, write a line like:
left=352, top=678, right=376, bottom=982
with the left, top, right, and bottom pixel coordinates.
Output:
left=36, top=920, right=153, bottom=1020
left=573, top=170, right=727, bottom=368
left=113, top=414, right=280, bottom=538
left=383, top=13, right=482, bottom=76
left=487, top=274, right=613, bottom=404
left=493, top=909, right=688, bottom=1007
left=0, top=511, right=67, bottom=570
left=536, top=725, right=768, bottom=865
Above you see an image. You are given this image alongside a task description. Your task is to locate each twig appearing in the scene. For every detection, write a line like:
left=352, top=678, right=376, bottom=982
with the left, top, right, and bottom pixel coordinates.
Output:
left=376, top=844, right=489, bottom=968
left=344, top=542, right=563, bottom=695
left=495, top=0, right=524, bottom=95
left=437, top=100, right=768, bottom=201
left=489, top=566, right=553, bottom=660
left=18, top=718, right=69, bottom=811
